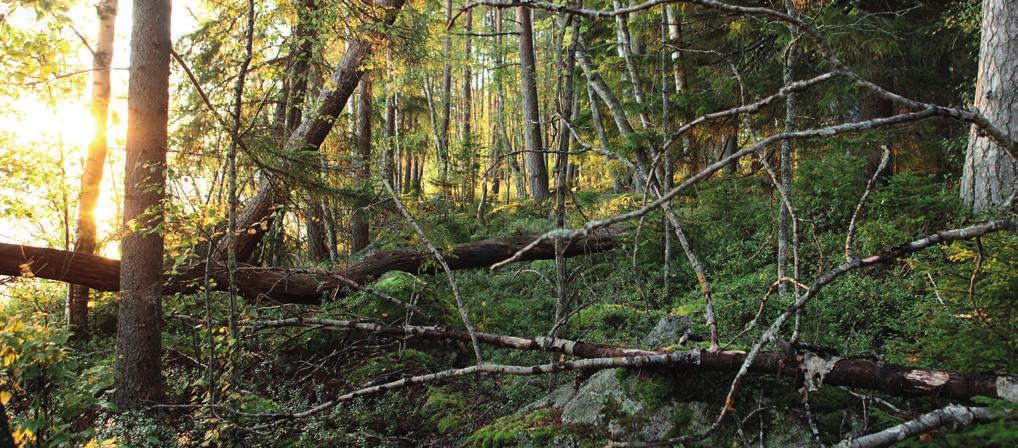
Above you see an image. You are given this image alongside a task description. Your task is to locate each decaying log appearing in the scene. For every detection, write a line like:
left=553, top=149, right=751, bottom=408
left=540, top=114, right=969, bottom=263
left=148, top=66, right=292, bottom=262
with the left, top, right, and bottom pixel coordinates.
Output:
left=0, top=229, right=619, bottom=305
left=252, top=317, right=1018, bottom=403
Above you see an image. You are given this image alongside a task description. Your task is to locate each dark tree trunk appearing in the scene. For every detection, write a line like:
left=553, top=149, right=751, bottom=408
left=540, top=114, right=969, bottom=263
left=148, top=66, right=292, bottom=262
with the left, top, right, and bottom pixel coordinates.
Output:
left=306, top=205, right=331, bottom=262
left=0, top=402, right=13, bottom=448
left=252, top=319, right=1018, bottom=403
left=68, top=0, right=118, bottom=341
left=285, top=0, right=319, bottom=133
left=351, top=77, right=373, bottom=253
left=114, top=0, right=171, bottom=408
left=1, top=228, right=622, bottom=306
left=517, top=6, right=550, bottom=201
left=722, top=134, right=739, bottom=175
left=290, top=0, right=330, bottom=262
left=384, top=57, right=397, bottom=187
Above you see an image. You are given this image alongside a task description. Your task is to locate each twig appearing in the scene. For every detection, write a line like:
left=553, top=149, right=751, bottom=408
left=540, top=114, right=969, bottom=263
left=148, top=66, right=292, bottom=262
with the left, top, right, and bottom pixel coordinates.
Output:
left=845, top=146, right=891, bottom=261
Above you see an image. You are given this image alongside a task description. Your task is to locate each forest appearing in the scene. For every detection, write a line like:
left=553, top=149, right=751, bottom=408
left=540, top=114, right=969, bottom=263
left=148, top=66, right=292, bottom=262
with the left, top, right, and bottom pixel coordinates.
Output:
left=0, top=0, right=1016, bottom=446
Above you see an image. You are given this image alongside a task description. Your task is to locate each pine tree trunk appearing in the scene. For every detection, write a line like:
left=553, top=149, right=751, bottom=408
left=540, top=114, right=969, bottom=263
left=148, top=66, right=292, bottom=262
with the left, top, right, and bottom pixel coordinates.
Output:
left=517, top=6, right=550, bottom=201
left=961, top=0, right=1017, bottom=212
left=351, top=77, right=373, bottom=253
left=385, top=53, right=397, bottom=188
left=439, top=0, right=453, bottom=181
left=114, top=0, right=170, bottom=407
left=288, top=0, right=330, bottom=262
left=68, top=0, right=118, bottom=341
left=778, top=1, right=798, bottom=304
left=462, top=8, right=475, bottom=204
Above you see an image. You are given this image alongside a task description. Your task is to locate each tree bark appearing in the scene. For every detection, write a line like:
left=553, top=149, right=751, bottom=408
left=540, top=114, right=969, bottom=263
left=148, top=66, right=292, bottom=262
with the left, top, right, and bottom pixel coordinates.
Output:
left=384, top=54, right=397, bottom=188
left=114, top=0, right=171, bottom=408
left=285, top=0, right=318, bottom=134
left=961, top=0, right=1017, bottom=212
left=666, top=5, right=687, bottom=93
left=838, top=405, right=993, bottom=448
left=462, top=7, right=475, bottom=203
left=67, top=0, right=118, bottom=340
left=252, top=318, right=1018, bottom=403
left=1, top=230, right=621, bottom=306
left=517, top=6, right=550, bottom=200
left=351, top=77, right=372, bottom=253
left=439, top=0, right=453, bottom=181
left=289, top=0, right=330, bottom=262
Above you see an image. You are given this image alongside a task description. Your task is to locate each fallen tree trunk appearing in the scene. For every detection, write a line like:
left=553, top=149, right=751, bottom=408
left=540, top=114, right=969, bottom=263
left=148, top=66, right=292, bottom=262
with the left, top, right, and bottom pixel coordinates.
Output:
left=0, top=229, right=620, bottom=305
left=0, top=243, right=121, bottom=291
left=251, top=317, right=1018, bottom=402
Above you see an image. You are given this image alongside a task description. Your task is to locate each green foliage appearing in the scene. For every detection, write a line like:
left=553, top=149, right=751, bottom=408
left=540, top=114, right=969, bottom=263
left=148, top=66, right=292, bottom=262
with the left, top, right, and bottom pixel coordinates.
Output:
left=794, top=151, right=867, bottom=230
left=0, top=313, right=112, bottom=447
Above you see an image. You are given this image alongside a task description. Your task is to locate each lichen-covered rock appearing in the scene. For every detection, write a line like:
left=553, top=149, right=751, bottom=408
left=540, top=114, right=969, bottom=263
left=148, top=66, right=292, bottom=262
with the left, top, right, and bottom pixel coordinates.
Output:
left=642, top=314, right=693, bottom=349
left=560, top=369, right=642, bottom=426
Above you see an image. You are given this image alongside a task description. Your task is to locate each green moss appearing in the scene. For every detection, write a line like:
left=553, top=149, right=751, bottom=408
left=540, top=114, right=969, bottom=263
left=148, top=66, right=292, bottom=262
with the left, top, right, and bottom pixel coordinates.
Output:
left=425, top=387, right=468, bottom=435
left=467, top=409, right=599, bottom=448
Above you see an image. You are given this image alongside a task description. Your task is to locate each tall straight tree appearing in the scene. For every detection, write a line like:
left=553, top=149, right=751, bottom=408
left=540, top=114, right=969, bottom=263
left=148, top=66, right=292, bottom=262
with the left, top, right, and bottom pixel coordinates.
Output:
left=114, top=0, right=171, bottom=407
left=351, top=76, right=372, bottom=253
left=68, top=0, right=118, bottom=340
left=462, top=7, right=474, bottom=203
left=961, top=0, right=1017, bottom=212
left=288, top=0, right=331, bottom=262
left=517, top=5, right=549, bottom=200
left=439, top=0, right=453, bottom=180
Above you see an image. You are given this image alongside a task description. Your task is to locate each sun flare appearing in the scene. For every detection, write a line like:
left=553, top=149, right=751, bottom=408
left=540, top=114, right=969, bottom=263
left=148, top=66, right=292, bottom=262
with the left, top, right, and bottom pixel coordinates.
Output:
left=12, top=98, right=97, bottom=153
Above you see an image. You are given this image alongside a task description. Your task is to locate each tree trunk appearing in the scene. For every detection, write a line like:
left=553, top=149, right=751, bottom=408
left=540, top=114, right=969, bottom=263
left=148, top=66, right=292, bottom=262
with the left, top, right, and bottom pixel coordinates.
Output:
left=778, top=1, right=798, bottom=308
left=285, top=0, right=318, bottom=133
left=478, top=7, right=507, bottom=223
left=1, top=228, right=622, bottom=306
left=961, top=0, right=1017, bottom=212
left=288, top=0, right=330, bottom=262
left=252, top=318, right=1018, bottom=403
left=114, top=0, right=171, bottom=407
left=385, top=54, right=397, bottom=188
left=351, top=77, right=373, bottom=253
left=666, top=5, right=687, bottom=93
left=612, top=0, right=651, bottom=129
left=722, top=134, right=738, bottom=175
left=439, top=0, right=453, bottom=181
left=517, top=6, right=550, bottom=201
left=67, top=0, right=118, bottom=341
left=0, top=401, right=13, bottom=448
left=462, top=8, right=475, bottom=204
